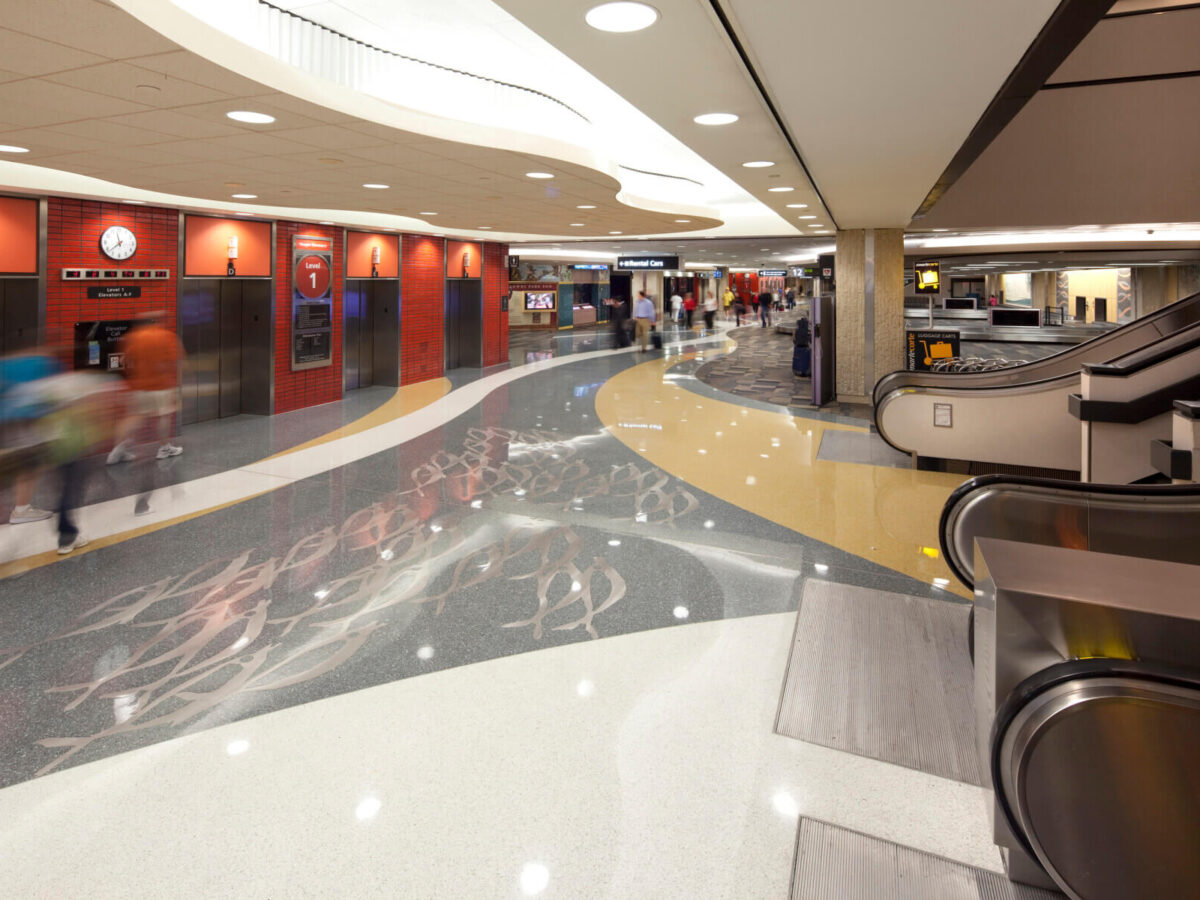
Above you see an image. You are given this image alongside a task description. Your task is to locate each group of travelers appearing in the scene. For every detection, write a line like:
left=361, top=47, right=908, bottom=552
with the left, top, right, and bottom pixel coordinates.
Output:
left=1, top=314, right=183, bottom=554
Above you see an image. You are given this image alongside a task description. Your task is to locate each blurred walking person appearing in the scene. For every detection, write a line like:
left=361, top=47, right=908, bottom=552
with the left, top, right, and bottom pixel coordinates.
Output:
left=108, top=314, right=184, bottom=464
left=1, top=346, right=58, bottom=524
left=633, top=290, right=656, bottom=352
left=703, top=291, right=717, bottom=331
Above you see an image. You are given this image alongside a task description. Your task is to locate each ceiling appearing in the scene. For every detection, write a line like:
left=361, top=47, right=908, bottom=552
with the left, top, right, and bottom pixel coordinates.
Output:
left=918, top=2, right=1200, bottom=228
left=0, top=0, right=724, bottom=238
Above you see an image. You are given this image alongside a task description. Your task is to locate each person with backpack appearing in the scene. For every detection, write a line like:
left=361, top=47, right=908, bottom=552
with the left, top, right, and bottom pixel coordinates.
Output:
left=792, top=316, right=811, bottom=377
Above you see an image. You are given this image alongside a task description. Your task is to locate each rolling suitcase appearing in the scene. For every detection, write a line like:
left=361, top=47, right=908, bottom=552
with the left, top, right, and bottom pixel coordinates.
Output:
left=650, top=329, right=663, bottom=350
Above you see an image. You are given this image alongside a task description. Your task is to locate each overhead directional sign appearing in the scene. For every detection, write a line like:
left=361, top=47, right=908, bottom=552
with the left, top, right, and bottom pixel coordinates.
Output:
left=617, top=255, right=679, bottom=270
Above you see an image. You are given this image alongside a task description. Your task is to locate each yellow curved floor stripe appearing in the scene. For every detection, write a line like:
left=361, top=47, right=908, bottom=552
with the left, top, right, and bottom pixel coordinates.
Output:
left=0, top=379, right=452, bottom=580
left=596, top=352, right=969, bottom=597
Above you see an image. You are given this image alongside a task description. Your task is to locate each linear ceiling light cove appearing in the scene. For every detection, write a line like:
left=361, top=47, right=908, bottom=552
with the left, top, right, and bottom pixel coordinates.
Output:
left=742, top=161, right=774, bottom=168
left=585, top=2, right=660, bottom=33
left=363, top=183, right=389, bottom=189
left=0, top=145, right=30, bottom=153
left=786, top=203, right=809, bottom=209
left=226, top=110, right=275, bottom=124
left=767, top=187, right=794, bottom=192
left=526, top=172, right=555, bottom=179
left=231, top=193, right=257, bottom=199
left=693, top=113, right=738, bottom=126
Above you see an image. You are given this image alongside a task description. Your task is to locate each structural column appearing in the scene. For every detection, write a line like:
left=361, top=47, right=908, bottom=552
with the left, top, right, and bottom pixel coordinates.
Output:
left=834, top=228, right=904, bottom=404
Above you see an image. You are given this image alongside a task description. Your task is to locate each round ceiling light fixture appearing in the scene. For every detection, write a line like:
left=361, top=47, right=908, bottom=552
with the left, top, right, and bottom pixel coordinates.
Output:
left=767, top=186, right=794, bottom=192
left=226, top=110, right=275, bottom=124
left=526, top=172, right=555, bottom=179
left=0, top=144, right=29, bottom=153
left=231, top=193, right=257, bottom=199
left=693, top=112, right=738, bottom=126
left=585, top=2, right=660, bottom=33
left=363, top=183, right=389, bottom=189
left=742, top=161, right=774, bottom=168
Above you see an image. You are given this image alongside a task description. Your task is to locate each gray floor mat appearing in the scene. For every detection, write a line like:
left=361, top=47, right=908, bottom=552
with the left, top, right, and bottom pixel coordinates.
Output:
left=776, top=579, right=982, bottom=785
left=791, top=818, right=1062, bottom=899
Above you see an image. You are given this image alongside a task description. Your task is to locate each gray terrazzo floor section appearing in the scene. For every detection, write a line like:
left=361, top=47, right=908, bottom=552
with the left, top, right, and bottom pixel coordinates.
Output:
left=776, top=579, right=981, bottom=785
left=791, top=819, right=1063, bottom=899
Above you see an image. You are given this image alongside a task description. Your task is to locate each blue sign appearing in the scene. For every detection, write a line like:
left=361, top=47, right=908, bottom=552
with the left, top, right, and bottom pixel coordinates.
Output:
left=573, top=264, right=610, bottom=270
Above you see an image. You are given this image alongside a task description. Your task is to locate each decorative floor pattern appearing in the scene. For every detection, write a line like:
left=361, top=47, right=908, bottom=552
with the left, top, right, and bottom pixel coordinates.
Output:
left=776, top=580, right=982, bottom=785
left=791, top=818, right=1062, bottom=899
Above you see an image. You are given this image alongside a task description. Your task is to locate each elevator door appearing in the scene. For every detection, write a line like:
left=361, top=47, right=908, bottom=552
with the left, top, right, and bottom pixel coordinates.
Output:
left=0, top=279, right=38, bottom=355
left=179, top=280, right=272, bottom=425
left=445, top=280, right=483, bottom=370
left=344, top=280, right=401, bottom=389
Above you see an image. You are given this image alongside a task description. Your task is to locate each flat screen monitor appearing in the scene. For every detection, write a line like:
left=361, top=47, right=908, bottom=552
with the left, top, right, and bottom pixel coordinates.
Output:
left=524, top=291, right=555, bottom=310
left=944, top=298, right=976, bottom=310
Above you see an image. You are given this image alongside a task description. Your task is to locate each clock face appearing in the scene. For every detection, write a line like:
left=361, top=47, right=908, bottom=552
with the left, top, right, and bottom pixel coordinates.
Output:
left=100, top=226, right=137, bottom=261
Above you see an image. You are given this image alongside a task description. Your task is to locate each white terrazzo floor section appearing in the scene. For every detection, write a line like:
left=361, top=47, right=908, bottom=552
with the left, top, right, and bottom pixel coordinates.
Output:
left=0, top=611, right=1001, bottom=898
left=0, top=331, right=732, bottom=566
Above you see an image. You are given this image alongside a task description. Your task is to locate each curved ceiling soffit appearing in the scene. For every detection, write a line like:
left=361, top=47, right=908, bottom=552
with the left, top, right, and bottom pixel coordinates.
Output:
left=109, top=0, right=724, bottom=235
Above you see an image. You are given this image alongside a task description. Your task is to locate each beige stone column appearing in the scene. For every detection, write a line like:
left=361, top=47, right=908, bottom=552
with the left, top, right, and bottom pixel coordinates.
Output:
left=834, top=228, right=904, bottom=404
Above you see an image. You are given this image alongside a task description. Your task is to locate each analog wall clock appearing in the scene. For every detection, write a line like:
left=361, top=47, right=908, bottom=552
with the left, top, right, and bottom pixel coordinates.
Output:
left=100, top=225, right=137, bottom=261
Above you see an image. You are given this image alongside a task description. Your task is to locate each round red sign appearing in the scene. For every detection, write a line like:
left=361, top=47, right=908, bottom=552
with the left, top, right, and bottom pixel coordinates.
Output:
left=296, top=254, right=331, bottom=299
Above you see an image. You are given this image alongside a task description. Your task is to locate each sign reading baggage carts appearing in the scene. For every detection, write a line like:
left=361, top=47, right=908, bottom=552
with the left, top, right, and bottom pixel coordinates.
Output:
left=906, top=329, right=960, bottom=371
left=915, top=261, right=941, bottom=294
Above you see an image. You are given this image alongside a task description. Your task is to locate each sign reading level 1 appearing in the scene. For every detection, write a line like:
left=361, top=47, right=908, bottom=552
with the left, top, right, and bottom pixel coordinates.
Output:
left=291, top=235, right=334, bottom=371
left=906, top=330, right=961, bottom=371
left=87, top=285, right=141, bottom=299
left=617, top=255, right=679, bottom=271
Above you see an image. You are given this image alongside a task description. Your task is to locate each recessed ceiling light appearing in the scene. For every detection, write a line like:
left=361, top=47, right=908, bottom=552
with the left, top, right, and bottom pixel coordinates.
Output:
left=742, top=161, right=774, bottom=168
left=610, top=231, right=622, bottom=234
left=675, top=219, right=690, bottom=223
left=420, top=211, right=437, bottom=216
left=577, top=204, right=596, bottom=209
left=786, top=203, right=809, bottom=209
left=807, top=224, right=823, bottom=228
left=319, top=221, right=334, bottom=225
left=123, top=199, right=146, bottom=204
left=799, top=215, right=817, bottom=219
left=231, top=193, right=257, bottom=199
left=760, top=247, right=769, bottom=251
left=526, top=172, right=555, bottom=179
left=585, top=2, right=660, bottom=33
left=226, top=110, right=275, bottom=124
left=0, top=144, right=29, bottom=153
left=569, top=223, right=585, bottom=227
left=693, top=112, right=738, bottom=126
left=363, top=183, right=389, bottom=189
left=478, top=225, right=492, bottom=229
left=767, top=186, right=794, bottom=192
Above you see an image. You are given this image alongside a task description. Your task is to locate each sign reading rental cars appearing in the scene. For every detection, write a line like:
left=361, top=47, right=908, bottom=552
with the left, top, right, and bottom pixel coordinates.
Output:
left=616, top=255, right=679, bottom=270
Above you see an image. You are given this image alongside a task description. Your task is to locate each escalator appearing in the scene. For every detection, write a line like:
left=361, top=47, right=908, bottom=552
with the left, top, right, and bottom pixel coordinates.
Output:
left=874, top=289, right=1200, bottom=472
left=938, top=477, right=1200, bottom=899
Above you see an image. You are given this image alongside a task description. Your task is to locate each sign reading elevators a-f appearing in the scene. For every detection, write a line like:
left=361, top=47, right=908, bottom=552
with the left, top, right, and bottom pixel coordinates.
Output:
left=292, top=235, right=334, bottom=370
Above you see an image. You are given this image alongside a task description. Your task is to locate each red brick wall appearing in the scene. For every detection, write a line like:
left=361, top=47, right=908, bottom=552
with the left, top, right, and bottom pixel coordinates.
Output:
left=46, top=199, right=178, bottom=347
left=401, top=234, right=445, bottom=385
left=274, top=221, right=343, bottom=414
left=483, top=242, right=509, bottom=367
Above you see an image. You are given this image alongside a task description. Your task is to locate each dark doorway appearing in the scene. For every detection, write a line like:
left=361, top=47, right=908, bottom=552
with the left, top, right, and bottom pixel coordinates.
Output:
left=445, top=280, right=483, bottom=370
left=610, top=273, right=632, bottom=309
left=344, top=279, right=400, bottom=389
left=0, top=279, right=38, bottom=354
left=178, top=279, right=272, bottom=425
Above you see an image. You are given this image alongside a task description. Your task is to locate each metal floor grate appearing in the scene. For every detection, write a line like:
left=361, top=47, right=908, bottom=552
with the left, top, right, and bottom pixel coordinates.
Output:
left=791, top=818, right=1062, bottom=899
left=776, top=579, right=982, bottom=785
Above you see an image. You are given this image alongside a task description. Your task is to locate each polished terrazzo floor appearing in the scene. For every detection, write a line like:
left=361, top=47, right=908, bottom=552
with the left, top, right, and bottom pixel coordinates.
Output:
left=0, top=325, right=1001, bottom=897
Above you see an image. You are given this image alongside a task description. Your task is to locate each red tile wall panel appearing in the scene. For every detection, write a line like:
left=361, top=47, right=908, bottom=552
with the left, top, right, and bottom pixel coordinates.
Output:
left=483, top=242, right=509, bottom=368
left=46, top=198, right=178, bottom=349
left=274, top=221, right=343, bottom=414
left=400, top=234, right=445, bottom=385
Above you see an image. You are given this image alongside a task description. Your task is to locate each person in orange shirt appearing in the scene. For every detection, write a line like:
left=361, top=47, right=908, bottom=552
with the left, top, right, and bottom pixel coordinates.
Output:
left=107, top=314, right=185, bottom=463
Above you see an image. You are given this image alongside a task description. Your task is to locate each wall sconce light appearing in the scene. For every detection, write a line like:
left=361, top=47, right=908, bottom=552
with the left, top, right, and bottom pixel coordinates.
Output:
left=227, top=235, right=238, bottom=277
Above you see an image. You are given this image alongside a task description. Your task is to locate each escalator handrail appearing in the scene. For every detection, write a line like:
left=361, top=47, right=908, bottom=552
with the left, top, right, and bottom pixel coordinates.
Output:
left=1084, top=319, right=1200, bottom=376
left=873, top=287, right=1200, bottom=408
left=989, top=658, right=1200, bottom=872
left=938, top=474, right=1200, bottom=590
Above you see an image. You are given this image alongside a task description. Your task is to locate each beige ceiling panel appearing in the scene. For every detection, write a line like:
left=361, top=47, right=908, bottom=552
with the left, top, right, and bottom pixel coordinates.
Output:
left=105, top=109, right=244, bottom=139
left=265, top=125, right=393, bottom=150
left=0, top=126, right=114, bottom=154
left=0, top=80, right=149, bottom=119
left=145, top=139, right=264, bottom=163
left=253, top=92, right=361, bottom=125
left=200, top=131, right=324, bottom=157
left=0, top=27, right=108, bottom=75
left=127, top=50, right=278, bottom=99
left=173, top=98, right=332, bottom=132
left=1048, top=6, right=1200, bottom=84
left=47, top=62, right=232, bottom=108
left=344, top=143, right=445, bottom=167
left=7, top=0, right=177, bottom=59
left=47, top=118, right=182, bottom=147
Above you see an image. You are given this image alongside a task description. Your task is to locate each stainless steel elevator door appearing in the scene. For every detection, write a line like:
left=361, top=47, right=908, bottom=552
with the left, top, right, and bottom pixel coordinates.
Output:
left=0, top=280, right=38, bottom=355
left=344, top=281, right=377, bottom=390
left=218, top=281, right=242, bottom=419
left=444, top=281, right=482, bottom=370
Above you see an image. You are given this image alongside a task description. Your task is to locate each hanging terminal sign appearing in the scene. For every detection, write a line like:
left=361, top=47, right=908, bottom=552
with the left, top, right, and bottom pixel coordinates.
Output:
left=616, top=255, right=679, bottom=271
